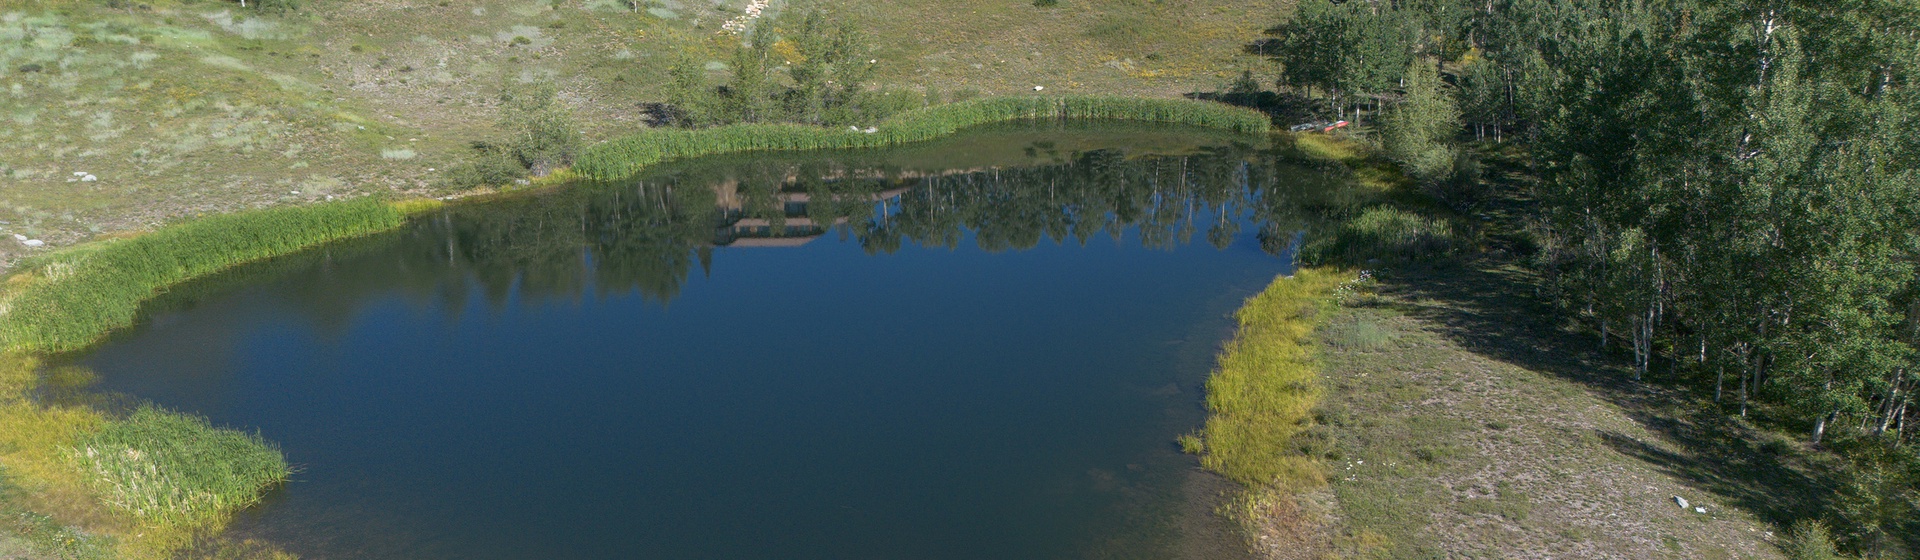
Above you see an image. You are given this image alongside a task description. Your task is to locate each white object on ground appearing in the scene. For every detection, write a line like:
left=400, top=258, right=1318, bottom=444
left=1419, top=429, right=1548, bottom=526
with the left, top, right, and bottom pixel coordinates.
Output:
left=720, top=0, right=772, bottom=34
left=1694, top=506, right=1707, bottom=514
left=80, top=174, right=96, bottom=182
left=1674, top=496, right=1690, bottom=509
left=1033, top=86, right=1045, bottom=91
left=22, top=239, right=44, bottom=247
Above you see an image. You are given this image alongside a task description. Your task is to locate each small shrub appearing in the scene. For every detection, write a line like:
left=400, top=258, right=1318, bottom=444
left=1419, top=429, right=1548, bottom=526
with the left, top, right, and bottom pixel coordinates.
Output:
left=1033, top=0, right=1059, bottom=6
left=1303, top=207, right=1455, bottom=264
left=1783, top=520, right=1843, bottom=560
left=442, top=144, right=527, bottom=188
left=497, top=81, right=579, bottom=176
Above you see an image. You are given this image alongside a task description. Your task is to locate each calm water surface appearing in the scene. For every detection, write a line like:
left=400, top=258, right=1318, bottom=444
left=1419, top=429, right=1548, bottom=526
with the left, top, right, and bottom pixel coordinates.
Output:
left=76, top=122, right=1359, bottom=560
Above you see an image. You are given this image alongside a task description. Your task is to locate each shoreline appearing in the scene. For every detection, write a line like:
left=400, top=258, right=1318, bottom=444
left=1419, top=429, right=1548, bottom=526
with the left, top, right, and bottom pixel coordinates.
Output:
left=0, top=105, right=1272, bottom=559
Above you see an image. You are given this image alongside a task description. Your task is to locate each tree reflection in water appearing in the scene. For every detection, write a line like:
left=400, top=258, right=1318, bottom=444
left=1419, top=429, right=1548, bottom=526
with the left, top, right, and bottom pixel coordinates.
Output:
left=134, top=131, right=1373, bottom=332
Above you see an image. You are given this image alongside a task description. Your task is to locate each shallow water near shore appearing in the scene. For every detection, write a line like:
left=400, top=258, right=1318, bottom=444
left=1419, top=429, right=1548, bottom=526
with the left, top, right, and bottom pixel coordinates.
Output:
left=72, top=122, right=1352, bottom=559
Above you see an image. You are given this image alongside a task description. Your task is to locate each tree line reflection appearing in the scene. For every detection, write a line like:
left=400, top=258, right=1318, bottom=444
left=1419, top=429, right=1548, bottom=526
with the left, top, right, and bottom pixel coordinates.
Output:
left=136, top=137, right=1374, bottom=329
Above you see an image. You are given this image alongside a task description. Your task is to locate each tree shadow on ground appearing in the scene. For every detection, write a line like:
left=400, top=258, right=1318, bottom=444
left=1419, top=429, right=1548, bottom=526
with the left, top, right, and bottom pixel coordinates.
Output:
left=1376, top=258, right=1839, bottom=530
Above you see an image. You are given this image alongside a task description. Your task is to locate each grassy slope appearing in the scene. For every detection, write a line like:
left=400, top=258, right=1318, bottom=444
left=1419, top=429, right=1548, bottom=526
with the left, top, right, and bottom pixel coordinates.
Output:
left=1301, top=260, right=1809, bottom=559
left=0, top=0, right=1286, bottom=270
left=1199, top=138, right=1807, bottom=560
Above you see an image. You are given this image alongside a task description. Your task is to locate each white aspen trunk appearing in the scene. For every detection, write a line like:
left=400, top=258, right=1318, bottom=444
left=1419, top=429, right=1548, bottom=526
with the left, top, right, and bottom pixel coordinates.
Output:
left=1812, top=411, right=1830, bottom=445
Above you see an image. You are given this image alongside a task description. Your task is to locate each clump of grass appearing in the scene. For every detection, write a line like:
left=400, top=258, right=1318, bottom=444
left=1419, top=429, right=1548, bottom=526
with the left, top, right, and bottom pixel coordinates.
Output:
left=1323, top=317, right=1395, bottom=351
left=0, top=199, right=407, bottom=353
left=574, top=95, right=1271, bottom=180
left=1783, top=520, right=1848, bottom=560
left=65, top=407, right=289, bottom=530
left=1302, top=206, right=1455, bottom=264
left=1456, top=482, right=1532, bottom=521
left=1192, top=268, right=1350, bottom=488
left=390, top=197, right=446, bottom=216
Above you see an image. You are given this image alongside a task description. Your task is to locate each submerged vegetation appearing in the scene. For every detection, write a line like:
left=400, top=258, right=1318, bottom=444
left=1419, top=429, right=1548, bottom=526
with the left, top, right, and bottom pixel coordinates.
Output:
left=0, top=199, right=411, bottom=353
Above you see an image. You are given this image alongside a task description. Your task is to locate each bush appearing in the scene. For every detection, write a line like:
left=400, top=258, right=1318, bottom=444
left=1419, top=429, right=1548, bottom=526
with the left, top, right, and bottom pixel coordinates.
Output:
left=1302, top=206, right=1456, bottom=264
left=1784, top=520, right=1844, bottom=560
left=442, top=142, right=528, bottom=189
left=498, top=82, right=580, bottom=176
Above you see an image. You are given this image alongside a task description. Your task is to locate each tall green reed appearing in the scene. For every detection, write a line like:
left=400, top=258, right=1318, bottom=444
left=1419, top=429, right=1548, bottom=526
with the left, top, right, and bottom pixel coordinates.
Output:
left=0, top=199, right=408, bottom=353
left=575, top=95, right=1271, bottom=180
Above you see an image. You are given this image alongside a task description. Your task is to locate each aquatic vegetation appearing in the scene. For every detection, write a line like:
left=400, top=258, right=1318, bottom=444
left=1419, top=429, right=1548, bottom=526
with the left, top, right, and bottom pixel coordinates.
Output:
left=66, top=407, right=289, bottom=530
left=2, top=346, right=292, bottom=560
left=1192, top=268, right=1348, bottom=488
left=0, top=199, right=408, bottom=353
left=574, top=96, right=1272, bottom=180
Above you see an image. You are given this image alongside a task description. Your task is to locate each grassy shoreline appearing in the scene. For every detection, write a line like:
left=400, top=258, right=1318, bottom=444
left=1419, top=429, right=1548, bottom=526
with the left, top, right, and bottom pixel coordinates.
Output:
left=575, top=96, right=1272, bottom=180
left=0, top=199, right=435, bottom=354
left=2, top=96, right=1265, bottom=355
left=0, top=99, right=1267, bottom=559
left=1189, top=268, right=1348, bottom=489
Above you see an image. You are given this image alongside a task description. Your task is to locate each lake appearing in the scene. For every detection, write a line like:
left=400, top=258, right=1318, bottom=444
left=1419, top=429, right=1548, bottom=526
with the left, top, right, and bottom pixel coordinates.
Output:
left=71, top=121, right=1361, bottom=560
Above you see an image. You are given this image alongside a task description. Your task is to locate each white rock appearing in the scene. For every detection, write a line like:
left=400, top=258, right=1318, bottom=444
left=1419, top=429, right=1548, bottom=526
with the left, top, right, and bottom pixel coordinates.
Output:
left=80, top=174, right=96, bottom=182
left=291, top=190, right=301, bottom=195
left=74, top=171, right=87, bottom=176
left=12, top=234, right=25, bottom=241
left=862, top=127, right=877, bottom=134
left=1695, top=506, right=1707, bottom=514
left=22, top=239, right=44, bottom=247
left=1674, top=496, right=1690, bottom=509
left=1033, top=85, right=1045, bottom=91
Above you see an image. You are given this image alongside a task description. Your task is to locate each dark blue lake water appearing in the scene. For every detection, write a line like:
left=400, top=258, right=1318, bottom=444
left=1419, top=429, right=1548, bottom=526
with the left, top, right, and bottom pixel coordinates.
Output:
left=76, top=122, right=1356, bottom=560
